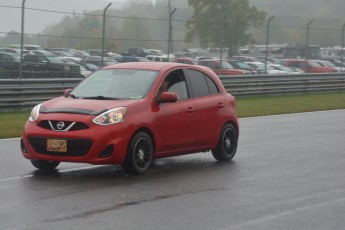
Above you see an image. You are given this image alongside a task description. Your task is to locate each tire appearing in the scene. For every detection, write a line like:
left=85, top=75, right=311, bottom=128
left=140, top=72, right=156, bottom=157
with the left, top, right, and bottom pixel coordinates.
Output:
left=30, top=160, right=60, bottom=171
left=212, top=123, right=238, bottom=161
left=122, top=132, right=154, bottom=175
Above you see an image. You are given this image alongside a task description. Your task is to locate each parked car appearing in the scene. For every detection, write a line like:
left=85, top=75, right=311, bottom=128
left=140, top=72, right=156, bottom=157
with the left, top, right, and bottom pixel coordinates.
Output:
left=50, top=51, right=82, bottom=62
left=145, top=55, right=175, bottom=62
left=198, top=59, right=249, bottom=75
left=311, top=60, right=341, bottom=72
left=21, top=62, right=239, bottom=175
left=119, top=56, right=149, bottom=63
left=46, top=48, right=90, bottom=58
left=268, top=64, right=303, bottom=74
left=22, top=54, right=80, bottom=77
left=0, top=48, right=31, bottom=55
left=124, top=48, right=154, bottom=57
left=227, top=60, right=259, bottom=74
left=81, top=56, right=118, bottom=67
left=175, top=57, right=197, bottom=65
left=285, top=59, right=337, bottom=73
left=0, top=52, right=20, bottom=77
left=30, top=50, right=55, bottom=56
left=245, top=61, right=289, bottom=74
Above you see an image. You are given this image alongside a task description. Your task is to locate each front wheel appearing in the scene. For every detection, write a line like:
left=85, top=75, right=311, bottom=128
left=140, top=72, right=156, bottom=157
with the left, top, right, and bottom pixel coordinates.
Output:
left=212, top=123, right=238, bottom=161
left=30, top=160, right=60, bottom=171
left=122, top=132, right=154, bottom=175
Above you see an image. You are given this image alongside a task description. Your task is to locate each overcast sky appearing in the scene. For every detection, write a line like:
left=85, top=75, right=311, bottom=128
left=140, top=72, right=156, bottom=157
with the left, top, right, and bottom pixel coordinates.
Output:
left=0, top=0, right=152, bottom=35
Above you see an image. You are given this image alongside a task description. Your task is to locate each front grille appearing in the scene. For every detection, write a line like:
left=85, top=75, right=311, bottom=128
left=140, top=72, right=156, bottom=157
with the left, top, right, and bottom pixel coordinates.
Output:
left=29, top=137, right=93, bottom=156
left=37, top=120, right=89, bottom=131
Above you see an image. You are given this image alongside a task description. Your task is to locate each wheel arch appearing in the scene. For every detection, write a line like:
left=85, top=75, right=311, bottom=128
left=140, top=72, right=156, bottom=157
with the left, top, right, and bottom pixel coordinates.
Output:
left=129, top=127, right=156, bottom=154
left=225, top=120, right=239, bottom=136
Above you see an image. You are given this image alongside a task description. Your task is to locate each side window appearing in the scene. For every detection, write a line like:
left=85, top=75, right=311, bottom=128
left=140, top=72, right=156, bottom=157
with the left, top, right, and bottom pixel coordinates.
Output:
left=185, top=69, right=210, bottom=98
left=205, top=75, right=220, bottom=95
left=300, top=62, right=308, bottom=68
left=158, top=70, right=188, bottom=100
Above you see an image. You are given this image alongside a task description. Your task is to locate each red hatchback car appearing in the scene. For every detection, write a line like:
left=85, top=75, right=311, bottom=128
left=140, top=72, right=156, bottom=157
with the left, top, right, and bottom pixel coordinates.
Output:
left=21, top=62, right=239, bottom=174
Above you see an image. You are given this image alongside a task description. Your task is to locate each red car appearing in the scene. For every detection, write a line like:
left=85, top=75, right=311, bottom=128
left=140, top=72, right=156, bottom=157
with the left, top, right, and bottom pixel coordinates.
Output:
left=285, top=60, right=337, bottom=73
left=21, top=62, right=239, bottom=174
left=198, top=59, right=250, bottom=75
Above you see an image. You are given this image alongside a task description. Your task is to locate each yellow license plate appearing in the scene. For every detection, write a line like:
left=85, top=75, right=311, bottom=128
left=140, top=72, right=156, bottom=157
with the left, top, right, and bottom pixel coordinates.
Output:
left=47, top=139, right=67, bottom=152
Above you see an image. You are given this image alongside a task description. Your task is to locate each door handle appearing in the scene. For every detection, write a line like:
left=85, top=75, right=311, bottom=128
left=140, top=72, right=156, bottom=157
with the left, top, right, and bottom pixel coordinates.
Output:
left=186, top=107, right=195, bottom=113
left=217, top=103, right=224, bottom=108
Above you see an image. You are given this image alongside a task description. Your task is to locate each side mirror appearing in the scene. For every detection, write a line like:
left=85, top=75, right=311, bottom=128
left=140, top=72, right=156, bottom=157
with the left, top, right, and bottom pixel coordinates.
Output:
left=159, top=92, right=177, bottom=103
left=63, top=88, right=72, bottom=97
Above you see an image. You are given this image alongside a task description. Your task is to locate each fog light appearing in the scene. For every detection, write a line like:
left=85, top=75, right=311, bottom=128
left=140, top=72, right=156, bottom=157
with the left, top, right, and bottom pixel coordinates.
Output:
left=98, top=144, right=114, bottom=158
left=21, top=138, right=29, bottom=154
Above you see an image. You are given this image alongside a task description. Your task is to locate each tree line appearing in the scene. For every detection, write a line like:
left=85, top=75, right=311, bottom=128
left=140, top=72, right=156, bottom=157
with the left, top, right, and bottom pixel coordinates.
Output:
left=0, top=0, right=344, bottom=55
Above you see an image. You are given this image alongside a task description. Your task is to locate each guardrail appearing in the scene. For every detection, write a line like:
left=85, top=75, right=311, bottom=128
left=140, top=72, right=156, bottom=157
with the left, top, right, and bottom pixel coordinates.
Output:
left=0, top=78, right=82, bottom=111
left=1, top=73, right=345, bottom=112
left=219, top=73, right=345, bottom=96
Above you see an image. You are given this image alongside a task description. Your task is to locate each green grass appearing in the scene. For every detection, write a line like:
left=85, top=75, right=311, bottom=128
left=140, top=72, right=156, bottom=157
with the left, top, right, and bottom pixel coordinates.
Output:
left=236, top=92, right=345, bottom=117
left=0, top=110, right=31, bottom=139
left=1, top=92, right=345, bottom=139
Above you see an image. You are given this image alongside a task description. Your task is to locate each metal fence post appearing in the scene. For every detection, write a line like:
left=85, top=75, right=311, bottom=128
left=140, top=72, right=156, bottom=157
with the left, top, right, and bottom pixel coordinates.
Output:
left=305, top=19, right=314, bottom=59
left=341, top=23, right=345, bottom=72
left=20, top=0, right=26, bottom=79
left=265, top=16, right=274, bottom=73
left=101, top=3, right=112, bottom=67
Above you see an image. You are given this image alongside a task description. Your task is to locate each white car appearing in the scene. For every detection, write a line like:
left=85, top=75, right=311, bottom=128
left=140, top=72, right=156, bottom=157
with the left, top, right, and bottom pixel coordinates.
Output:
left=269, top=64, right=303, bottom=74
left=245, top=61, right=288, bottom=74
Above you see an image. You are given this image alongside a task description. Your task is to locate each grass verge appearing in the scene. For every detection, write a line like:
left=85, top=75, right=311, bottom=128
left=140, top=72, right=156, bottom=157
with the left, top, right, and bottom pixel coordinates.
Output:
left=1, top=92, right=345, bottom=139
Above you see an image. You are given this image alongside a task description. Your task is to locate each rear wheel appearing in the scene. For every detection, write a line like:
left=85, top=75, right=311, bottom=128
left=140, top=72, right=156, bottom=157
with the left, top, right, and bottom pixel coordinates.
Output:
left=212, top=123, right=238, bottom=161
left=30, top=160, right=60, bottom=171
left=122, top=132, right=154, bottom=175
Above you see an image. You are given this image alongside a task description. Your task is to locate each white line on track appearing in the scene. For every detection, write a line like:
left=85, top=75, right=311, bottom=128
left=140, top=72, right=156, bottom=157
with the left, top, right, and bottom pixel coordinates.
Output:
left=0, top=165, right=102, bottom=183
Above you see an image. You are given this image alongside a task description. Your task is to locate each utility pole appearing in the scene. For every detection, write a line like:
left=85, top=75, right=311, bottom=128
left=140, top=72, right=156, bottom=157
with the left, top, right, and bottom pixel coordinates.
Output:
left=101, top=3, right=112, bottom=67
left=220, top=13, right=230, bottom=61
left=167, top=0, right=176, bottom=60
left=305, top=19, right=314, bottom=59
left=341, top=23, right=345, bottom=72
left=265, top=16, right=274, bottom=73
left=20, top=0, right=26, bottom=79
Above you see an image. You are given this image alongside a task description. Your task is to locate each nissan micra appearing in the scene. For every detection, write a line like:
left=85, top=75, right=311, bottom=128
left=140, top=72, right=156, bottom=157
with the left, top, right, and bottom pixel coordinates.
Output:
left=21, top=62, right=239, bottom=175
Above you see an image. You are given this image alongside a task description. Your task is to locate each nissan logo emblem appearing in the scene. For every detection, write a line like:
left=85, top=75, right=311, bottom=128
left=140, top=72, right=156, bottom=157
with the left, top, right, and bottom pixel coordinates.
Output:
left=57, top=122, right=65, bottom=130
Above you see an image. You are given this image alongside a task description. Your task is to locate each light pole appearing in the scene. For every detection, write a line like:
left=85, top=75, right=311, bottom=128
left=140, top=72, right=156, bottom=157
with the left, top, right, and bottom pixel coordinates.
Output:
left=220, top=12, right=230, bottom=61
left=305, top=19, right=314, bottom=59
left=20, top=0, right=26, bottom=79
left=167, top=0, right=176, bottom=60
left=264, top=16, right=274, bottom=73
left=101, top=3, right=112, bottom=66
left=341, top=23, right=345, bottom=72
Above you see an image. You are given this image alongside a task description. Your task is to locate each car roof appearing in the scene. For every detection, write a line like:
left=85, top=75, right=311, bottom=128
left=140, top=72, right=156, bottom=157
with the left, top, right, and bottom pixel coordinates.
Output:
left=102, top=61, right=207, bottom=72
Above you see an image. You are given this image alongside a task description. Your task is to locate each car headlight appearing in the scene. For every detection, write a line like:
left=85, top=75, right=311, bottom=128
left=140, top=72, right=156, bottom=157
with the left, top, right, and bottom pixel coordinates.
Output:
left=93, top=107, right=127, bottom=125
left=28, top=104, right=41, bottom=122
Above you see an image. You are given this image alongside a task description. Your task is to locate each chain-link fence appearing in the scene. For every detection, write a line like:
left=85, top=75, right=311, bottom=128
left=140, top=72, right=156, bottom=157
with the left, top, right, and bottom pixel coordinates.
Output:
left=1, top=2, right=345, bottom=53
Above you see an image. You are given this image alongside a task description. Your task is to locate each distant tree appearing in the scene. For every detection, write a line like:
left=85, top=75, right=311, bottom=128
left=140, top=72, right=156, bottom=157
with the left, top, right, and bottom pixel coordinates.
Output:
left=186, top=0, right=266, bottom=55
left=2, top=31, right=21, bottom=45
left=118, top=16, right=151, bottom=52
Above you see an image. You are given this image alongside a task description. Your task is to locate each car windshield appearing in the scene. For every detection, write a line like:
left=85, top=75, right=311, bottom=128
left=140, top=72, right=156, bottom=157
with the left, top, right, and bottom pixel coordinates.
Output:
left=9, top=54, right=20, bottom=61
left=308, top=61, right=322, bottom=67
left=46, top=56, right=64, bottom=64
left=220, top=61, right=234, bottom=69
left=70, top=69, right=159, bottom=100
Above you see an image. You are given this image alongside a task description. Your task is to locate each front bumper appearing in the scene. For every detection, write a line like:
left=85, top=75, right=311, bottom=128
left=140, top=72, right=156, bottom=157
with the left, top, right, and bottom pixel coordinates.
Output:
left=21, top=113, right=133, bottom=165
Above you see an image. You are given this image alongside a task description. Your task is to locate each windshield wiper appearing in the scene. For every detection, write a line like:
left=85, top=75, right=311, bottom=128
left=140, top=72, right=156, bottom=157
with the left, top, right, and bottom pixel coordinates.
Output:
left=68, top=94, right=78, bottom=99
left=82, top=96, right=120, bottom=100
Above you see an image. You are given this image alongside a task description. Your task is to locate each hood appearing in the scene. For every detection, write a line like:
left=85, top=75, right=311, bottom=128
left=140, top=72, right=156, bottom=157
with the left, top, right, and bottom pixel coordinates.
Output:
left=40, top=97, right=139, bottom=116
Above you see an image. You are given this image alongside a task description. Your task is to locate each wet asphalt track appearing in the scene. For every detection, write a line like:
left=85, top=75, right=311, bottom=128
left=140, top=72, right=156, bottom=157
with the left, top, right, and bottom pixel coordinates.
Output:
left=1, top=110, right=345, bottom=230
